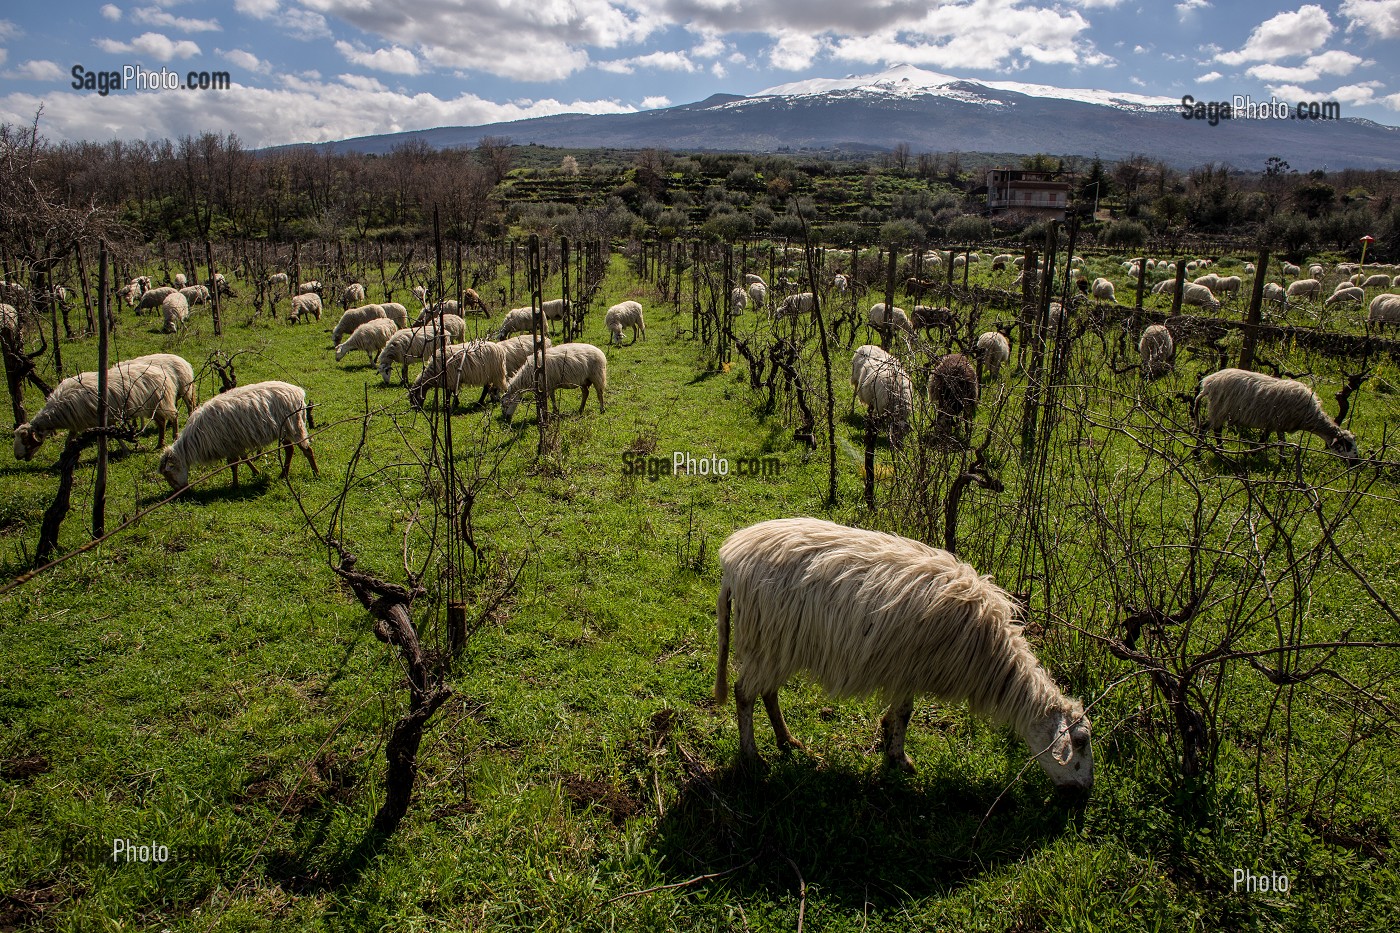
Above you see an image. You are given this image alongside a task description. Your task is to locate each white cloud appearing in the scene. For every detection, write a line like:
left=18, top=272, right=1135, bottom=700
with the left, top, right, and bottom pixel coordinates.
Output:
left=337, top=73, right=386, bottom=92
left=95, top=32, right=202, bottom=59
left=234, top=0, right=279, bottom=17
left=596, top=50, right=695, bottom=74
left=1129, top=76, right=1146, bottom=87
left=1383, top=92, right=1400, bottom=110
left=711, top=60, right=726, bottom=78
left=1217, top=5, right=1333, bottom=65
left=334, top=41, right=421, bottom=75
left=133, top=8, right=221, bottom=32
left=1328, top=80, right=1383, bottom=105
left=1067, top=0, right=1122, bottom=7
left=219, top=48, right=270, bottom=73
left=690, top=32, right=725, bottom=59
left=1340, top=0, right=1400, bottom=37
left=101, top=4, right=123, bottom=21
left=0, top=20, right=19, bottom=41
left=0, top=51, right=7, bottom=67
left=1197, top=70, right=1222, bottom=82
left=1176, top=0, right=1209, bottom=19
left=0, top=77, right=638, bottom=148
left=1246, top=50, right=1367, bottom=83
left=768, top=31, right=824, bottom=70
left=7, top=60, right=64, bottom=81
left=641, top=95, right=671, bottom=108
left=1263, top=83, right=1314, bottom=101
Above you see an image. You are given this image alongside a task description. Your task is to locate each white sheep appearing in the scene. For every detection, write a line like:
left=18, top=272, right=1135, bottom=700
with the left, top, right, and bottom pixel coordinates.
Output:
left=744, top=273, right=766, bottom=288
left=173, top=273, right=187, bottom=288
left=1369, top=294, right=1400, bottom=330
left=135, top=286, right=177, bottom=315
left=179, top=284, right=209, bottom=306
left=1285, top=278, right=1322, bottom=300
left=266, top=272, right=289, bottom=289
left=976, top=331, right=1011, bottom=379
left=494, top=307, right=536, bottom=341
left=158, top=381, right=317, bottom=490
left=500, top=342, right=607, bottom=422
left=775, top=292, right=815, bottom=319
left=1138, top=324, right=1174, bottom=378
left=1335, top=263, right=1358, bottom=275
left=1325, top=287, right=1364, bottom=306
left=343, top=282, right=366, bottom=306
left=379, top=302, right=409, bottom=328
left=1308, top=264, right=1324, bottom=278
left=748, top=282, right=768, bottom=307
left=855, top=353, right=914, bottom=443
left=335, top=318, right=400, bottom=365
left=290, top=292, right=322, bottom=323
left=1181, top=283, right=1221, bottom=312
left=0, top=303, right=17, bottom=337
left=496, top=334, right=554, bottom=377
left=13, top=361, right=178, bottom=461
left=849, top=344, right=892, bottom=413
left=730, top=287, right=748, bottom=314
left=541, top=298, right=570, bottom=334
left=161, top=291, right=190, bottom=333
left=1195, top=368, right=1357, bottom=458
left=1281, top=262, right=1301, bottom=277
left=833, top=274, right=848, bottom=292
left=868, top=302, right=914, bottom=336
left=127, top=352, right=198, bottom=415
left=1361, top=273, right=1392, bottom=289
left=1245, top=262, right=1256, bottom=274
left=1263, top=283, right=1287, bottom=306
left=1193, top=273, right=1221, bottom=291
left=1091, top=278, right=1116, bottom=302
left=714, top=517, right=1094, bottom=786
left=605, top=301, right=646, bottom=346
left=1216, top=275, right=1242, bottom=298
left=377, top=326, right=448, bottom=385
left=332, top=304, right=387, bottom=346
left=408, top=339, right=509, bottom=409
left=298, top=280, right=323, bottom=295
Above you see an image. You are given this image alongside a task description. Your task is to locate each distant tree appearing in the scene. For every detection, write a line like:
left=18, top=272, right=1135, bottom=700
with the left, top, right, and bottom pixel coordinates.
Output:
left=947, top=215, right=992, bottom=242
left=560, top=155, right=579, bottom=176
left=633, top=148, right=669, bottom=199
left=1101, top=219, right=1148, bottom=248
left=1292, top=171, right=1335, bottom=218
left=878, top=218, right=922, bottom=246
left=891, top=142, right=912, bottom=174
left=476, top=136, right=514, bottom=184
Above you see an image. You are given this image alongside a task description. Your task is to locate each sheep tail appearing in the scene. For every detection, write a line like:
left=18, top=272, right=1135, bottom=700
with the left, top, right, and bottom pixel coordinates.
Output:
left=715, top=581, right=732, bottom=704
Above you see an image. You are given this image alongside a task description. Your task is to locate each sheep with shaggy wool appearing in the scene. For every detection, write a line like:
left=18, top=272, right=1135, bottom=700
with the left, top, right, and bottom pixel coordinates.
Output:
left=127, top=353, right=197, bottom=415
left=605, top=300, right=646, bottom=346
left=930, top=353, right=978, bottom=431
left=1325, top=286, right=1365, bottom=306
left=135, top=286, right=177, bottom=315
left=377, top=325, right=448, bottom=385
left=748, top=282, right=767, bottom=307
left=1216, top=275, right=1241, bottom=298
left=714, top=517, right=1094, bottom=786
left=173, top=273, right=187, bottom=288
left=179, top=285, right=209, bottom=306
left=290, top=292, right=322, bottom=324
left=976, top=331, right=1011, bottom=380
left=0, top=303, right=17, bottom=338
left=494, top=307, right=536, bottom=340
left=1181, top=283, right=1221, bottom=312
left=376, top=302, right=407, bottom=328
left=1362, top=274, right=1392, bottom=289
left=496, top=334, right=554, bottom=378
left=833, top=274, right=848, bottom=292
left=332, top=304, right=387, bottom=346
left=1281, top=262, right=1301, bottom=277
left=1286, top=278, right=1322, bottom=300
left=1193, top=273, right=1221, bottom=291
left=868, top=302, right=914, bottom=337
left=1138, top=324, right=1174, bottom=378
left=266, top=272, right=289, bottom=289
left=855, top=353, right=914, bottom=444
left=744, top=273, right=766, bottom=288
left=1263, top=283, right=1287, bottom=306
left=1369, top=294, right=1400, bottom=330
left=13, top=361, right=179, bottom=462
left=1336, top=263, right=1358, bottom=275
left=298, top=280, right=323, bottom=296
left=158, top=381, right=317, bottom=490
left=408, top=339, right=508, bottom=409
left=540, top=298, right=570, bottom=334
left=775, top=292, right=815, bottom=319
left=500, top=342, right=607, bottom=422
left=161, top=291, right=190, bottom=333
left=1091, top=278, right=1116, bottom=302
left=335, top=317, right=399, bottom=365
left=343, top=282, right=366, bottom=307
left=1195, top=368, right=1357, bottom=458
left=1309, top=264, right=1324, bottom=278
left=850, top=344, right=893, bottom=413
left=730, top=287, right=748, bottom=314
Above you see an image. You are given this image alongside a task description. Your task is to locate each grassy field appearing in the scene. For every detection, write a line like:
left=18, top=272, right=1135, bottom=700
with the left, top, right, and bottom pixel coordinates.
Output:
left=1, top=249, right=1397, bottom=931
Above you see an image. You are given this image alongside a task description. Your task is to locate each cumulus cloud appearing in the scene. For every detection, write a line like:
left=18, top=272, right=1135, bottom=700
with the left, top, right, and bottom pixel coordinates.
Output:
left=334, top=41, right=422, bottom=75
left=132, top=8, right=221, bottom=32
left=0, top=20, right=19, bottom=41
left=0, top=75, right=637, bottom=147
left=6, top=60, right=64, bottom=81
left=101, top=4, right=122, bottom=21
left=1340, top=0, right=1400, bottom=37
left=641, top=95, right=671, bottom=108
left=219, top=48, right=270, bottom=73
left=768, top=31, right=824, bottom=70
left=1246, top=50, right=1367, bottom=84
left=234, top=0, right=280, bottom=17
left=95, top=32, right=202, bottom=59
left=1216, top=5, right=1333, bottom=65
left=1176, top=0, right=1209, bottom=18
left=1197, top=70, right=1222, bottom=82
left=233, top=0, right=327, bottom=38
left=1327, top=80, right=1384, bottom=105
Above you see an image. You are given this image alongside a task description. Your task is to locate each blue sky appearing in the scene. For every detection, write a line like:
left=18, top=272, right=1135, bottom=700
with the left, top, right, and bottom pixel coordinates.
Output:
left=0, top=1, right=1398, bottom=147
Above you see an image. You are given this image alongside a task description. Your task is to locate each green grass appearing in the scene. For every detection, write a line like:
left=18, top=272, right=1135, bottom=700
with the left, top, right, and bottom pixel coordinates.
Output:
left=1, top=250, right=1397, bottom=930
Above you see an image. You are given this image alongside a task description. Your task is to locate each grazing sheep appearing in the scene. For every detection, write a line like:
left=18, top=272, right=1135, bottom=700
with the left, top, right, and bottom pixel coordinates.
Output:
left=1325, top=287, right=1364, bottom=306
left=290, top=292, right=322, bottom=323
left=775, top=292, right=815, bottom=319
left=855, top=353, right=914, bottom=444
left=212, top=272, right=235, bottom=297
left=378, top=302, right=408, bottom=328
left=173, top=273, right=187, bottom=288
left=1369, top=294, right=1400, bottom=330
left=161, top=291, right=190, bottom=333
left=408, top=339, right=509, bottom=409
left=1193, top=273, right=1221, bottom=291
left=335, top=317, right=399, bottom=365
left=413, top=301, right=463, bottom=326
left=1335, top=263, right=1358, bottom=275
left=850, top=344, right=894, bottom=412
left=343, top=282, right=366, bottom=307
left=459, top=288, right=486, bottom=313
left=1091, top=278, right=1116, bottom=302
left=1263, top=282, right=1287, bottom=306
left=868, top=302, right=914, bottom=337
left=605, top=300, right=647, bottom=346
left=541, top=298, right=570, bottom=333
left=1286, top=278, right=1322, bottom=300
left=1181, top=283, right=1221, bottom=312
left=748, top=282, right=768, bottom=307
left=1281, top=262, right=1301, bottom=277
left=1362, top=274, right=1392, bottom=289
left=1308, top=264, right=1324, bottom=278
left=332, top=304, right=387, bottom=346
left=714, top=517, right=1094, bottom=786
left=1047, top=301, right=1067, bottom=330
left=1216, top=275, right=1242, bottom=298
left=500, top=342, right=607, bottom=422
left=116, top=281, right=142, bottom=306
left=730, top=287, right=748, bottom=314
left=266, top=272, right=289, bottom=290
left=744, top=274, right=766, bottom=288
left=13, top=361, right=178, bottom=461
left=297, top=280, right=323, bottom=296
left=377, top=326, right=448, bottom=385
left=1185, top=261, right=1199, bottom=274
left=833, top=274, right=848, bottom=292
left=127, top=352, right=197, bottom=415
left=1138, top=324, right=1174, bottom=378
left=1245, top=262, right=1256, bottom=274
left=494, top=307, right=536, bottom=340
left=135, top=286, right=177, bottom=314
left=496, top=334, right=554, bottom=378
left=930, top=353, right=978, bottom=430
left=1349, top=273, right=1364, bottom=286
left=179, top=284, right=209, bottom=306
left=158, top=381, right=317, bottom=490
left=1195, top=368, right=1357, bottom=458
left=976, top=331, right=1011, bottom=380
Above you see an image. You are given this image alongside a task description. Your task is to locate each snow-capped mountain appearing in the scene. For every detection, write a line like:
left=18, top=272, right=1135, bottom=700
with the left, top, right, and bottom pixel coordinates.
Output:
left=298, top=66, right=1400, bottom=171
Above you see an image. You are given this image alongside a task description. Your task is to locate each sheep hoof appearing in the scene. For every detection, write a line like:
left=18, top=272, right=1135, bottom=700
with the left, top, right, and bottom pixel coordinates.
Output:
left=776, top=735, right=805, bottom=753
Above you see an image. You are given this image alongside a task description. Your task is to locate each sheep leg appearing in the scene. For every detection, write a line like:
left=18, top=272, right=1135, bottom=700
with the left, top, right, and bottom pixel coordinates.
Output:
left=762, top=691, right=803, bottom=752
left=280, top=444, right=293, bottom=478
left=228, top=457, right=240, bottom=488
left=578, top=386, right=588, bottom=414
left=301, top=443, right=318, bottom=476
left=734, top=679, right=760, bottom=763
left=881, top=697, right=917, bottom=771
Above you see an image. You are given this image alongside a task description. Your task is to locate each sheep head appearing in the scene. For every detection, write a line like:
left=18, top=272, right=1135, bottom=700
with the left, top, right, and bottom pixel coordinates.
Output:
left=12, top=424, right=44, bottom=461
left=157, top=447, right=188, bottom=490
left=1329, top=429, right=1359, bottom=460
left=1025, top=700, right=1093, bottom=792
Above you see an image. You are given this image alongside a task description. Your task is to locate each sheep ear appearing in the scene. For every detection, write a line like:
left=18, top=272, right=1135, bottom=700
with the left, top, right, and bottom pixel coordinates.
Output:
left=1049, top=717, right=1074, bottom=766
